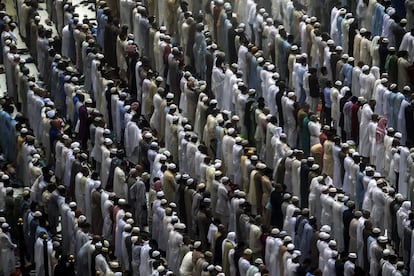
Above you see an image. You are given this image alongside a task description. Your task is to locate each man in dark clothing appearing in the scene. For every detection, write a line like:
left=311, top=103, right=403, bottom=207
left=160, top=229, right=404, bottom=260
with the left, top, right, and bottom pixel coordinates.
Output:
left=405, top=100, right=414, bottom=148
left=343, top=200, right=355, bottom=254
left=270, top=183, right=284, bottom=229
left=308, top=67, right=320, bottom=113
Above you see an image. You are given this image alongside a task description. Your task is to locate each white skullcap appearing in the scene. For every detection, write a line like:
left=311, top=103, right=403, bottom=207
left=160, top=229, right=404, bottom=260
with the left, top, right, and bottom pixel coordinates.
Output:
left=329, top=240, right=337, bottom=247
left=46, top=110, right=56, bottom=118
left=321, top=225, right=331, bottom=233
left=71, top=142, right=80, bottom=149
left=194, top=241, right=202, bottom=249
left=34, top=211, right=42, bottom=217
left=394, top=132, right=402, bottom=139
left=311, top=164, right=320, bottom=170
left=377, top=236, right=388, bottom=243
left=348, top=253, right=357, bottom=258
left=256, top=162, right=266, bottom=169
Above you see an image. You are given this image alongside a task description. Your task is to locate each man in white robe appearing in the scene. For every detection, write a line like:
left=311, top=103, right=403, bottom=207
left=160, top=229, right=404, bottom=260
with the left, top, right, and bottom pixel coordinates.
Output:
left=359, top=100, right=375, bottom=161
left=124, top=115, right=141, bottom=165
left=168, top=223, right=185, bottom=275
left=238, top=40, right=249, bottom=84
left=374, top=78, right=388, bottom=115
left=265, top=228, right=283, bottom=276
left=114, top=210, right=128, bottom=261
left=344, top=253, right=357, bottom=276
left=114, top=161, right=128, bottom=200
left=35, top=233, right=53, bottom=276
left=212, top=59, right=226, bottom=109
left=232, top=137, right=244, bottom=185
left=399, top=30, right=414, bottom=63
left=0, top=223, right=17, bottom=276
left=102, top=193, right=114, bottom=241
left=63, top=143, right=78, bottom=189
left=283, top=92, right=298, bottom=148
left=308, top=115, right=321, bottom=148
left=222, top=128, right=236, bottom=180
left=352, top=62, right=363, bottom=97
left=360, top=31, right=373, bottom=66
left=397, top=87, right=412, bottom=145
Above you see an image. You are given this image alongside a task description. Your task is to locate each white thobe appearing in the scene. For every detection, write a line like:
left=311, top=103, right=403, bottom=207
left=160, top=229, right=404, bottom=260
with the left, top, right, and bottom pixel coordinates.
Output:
left=359, top=104, right=373, bottom=157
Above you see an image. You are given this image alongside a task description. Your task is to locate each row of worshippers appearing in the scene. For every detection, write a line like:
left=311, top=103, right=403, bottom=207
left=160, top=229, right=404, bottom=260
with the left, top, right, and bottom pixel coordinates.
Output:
left=43, top=29, right=414, bottom=206
left=4, top=0, right=414, bottom=274
left=6, top=0, right=414, bottom=231
left=281, top=98, right=414, bottom=198
left=2, top=148, right=413, bottom=276
left=32, top=0, right=414, bottom=117
left=5, top=0, right=414, bottom=226
left=8, top=0, right=414, bottom=174
left=5, top=77, right=414, bottom=275
left=11, top=0, right=414, bottom=100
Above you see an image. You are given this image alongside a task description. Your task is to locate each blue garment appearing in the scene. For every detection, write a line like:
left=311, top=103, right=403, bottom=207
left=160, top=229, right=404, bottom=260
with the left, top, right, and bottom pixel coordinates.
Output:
left=35, top=226, right=50, bottom=241
left=119, top=105, right=126, bottom=133
left=219, top=13, right=228, bottom=53
left=249, top=56, right=258, bottom=90
left=0, top=110, right=17, bottom=163
left=50, top=127, right=60, bottom=154
left=97, top=10, right=107, bottom=47
left=297, top=65, right=306, bottom=87
left=337, top=15, right=344, bottom=46
left=324, top=87, right=332, bottom=108
left=299, top=222, right=313, bottom=261
left=73, top=95, right=79, bottom=124
left=339, top=63, right=353, bottom=87
left=372, top=3, right=385, bottom=37
left=278, top=40, right=291, bottom=81
left=367, top=235, right=376, bottom=260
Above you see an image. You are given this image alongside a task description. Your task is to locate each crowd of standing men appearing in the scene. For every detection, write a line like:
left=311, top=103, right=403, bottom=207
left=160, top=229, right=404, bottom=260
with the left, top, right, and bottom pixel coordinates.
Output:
left=1, top=0, right=414, bottom=275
